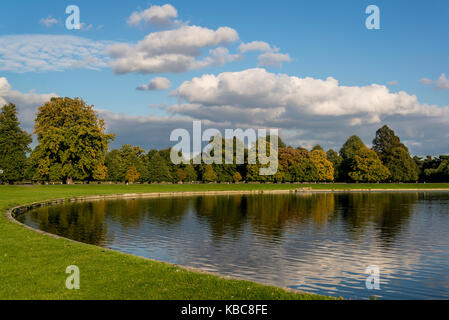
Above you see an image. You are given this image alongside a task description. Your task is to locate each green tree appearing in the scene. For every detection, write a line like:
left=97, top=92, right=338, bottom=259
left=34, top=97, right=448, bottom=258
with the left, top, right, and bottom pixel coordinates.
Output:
left=339, top=135, right=366, bottom=181
left=30, top=97, right=114, bottom=184
left=372, top=125, right=407, bottom=160
left=340, top=135, right=366, bottom=160
left=326, top=149, right=343, bottom=181
left=290, top=158, right=318, bottom=182
left=383, top=147, right=419, bottom=182
left=311, top=145, right=324, bottom=152
left=147, top=152, right=172, bottom=183
left=183, top=164, right=198, bottom=182
left=0, top=103, right=32, bottom=183
left=372, top=125, right=418, bottom=182
left=105, top=145, right=148, bottom=182
left=348, top=148, right=390, bottom=182
left=104, top=149, right=124, bottom=182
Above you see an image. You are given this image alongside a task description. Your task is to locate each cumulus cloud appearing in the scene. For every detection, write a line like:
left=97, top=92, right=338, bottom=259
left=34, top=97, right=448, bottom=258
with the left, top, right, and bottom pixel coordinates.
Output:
left=171, top=68, right=449, bottom=155
left=0, top=35, right=114, bottom=73
left=258, top=52, right=291, bottom=67
left=97, top=109, right=233, bottom=150
left=127, top=4, right=179, bottom=27
left=420, top=73, right=449, bottom=90
left=3, top=69, right=448, bottom=156
left=40, top=16, right=59, bottom=27
left=108, top=25, right=239, bottom=74
left=0, top=77, right=56, bottom=130
left=238, top=41, right=273, bottom=53
left=238, top=41, right=291, bottom=67
left=137, top=77, right=172, bottom=91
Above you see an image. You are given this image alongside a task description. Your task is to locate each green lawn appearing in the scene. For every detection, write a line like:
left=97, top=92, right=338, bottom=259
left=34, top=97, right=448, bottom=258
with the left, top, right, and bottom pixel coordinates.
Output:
left=1, top=183, right=448, bottom=300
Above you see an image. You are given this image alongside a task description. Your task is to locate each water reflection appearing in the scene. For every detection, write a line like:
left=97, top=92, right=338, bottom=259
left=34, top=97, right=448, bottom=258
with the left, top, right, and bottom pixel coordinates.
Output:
left=18, top=192, right=449, bottom=300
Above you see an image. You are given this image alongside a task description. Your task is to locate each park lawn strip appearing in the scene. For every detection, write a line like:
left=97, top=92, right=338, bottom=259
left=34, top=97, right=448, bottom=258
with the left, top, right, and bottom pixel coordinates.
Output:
left=1, top=183, right=449, bottom=300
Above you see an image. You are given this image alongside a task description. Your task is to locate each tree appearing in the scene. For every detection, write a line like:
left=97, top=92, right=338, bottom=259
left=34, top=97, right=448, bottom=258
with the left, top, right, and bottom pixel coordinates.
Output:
left=105, top=149, right=123, bottom=181
left=105, top=145, right=148, bottom=182
left=176, top=168, right=187, bottom=182
left=424, top=159, right=449, bottom=182
left=348, top=148, right=390, bottom=182
left=147, top=152, right=172, bottom=183
left=233, top=172, right=242, bottom=183
left=372, top=125, right=418, bottom=182
left=311, top=145, right=324, bottom=152
left=30, top=97, right=114, bottom=184
left=326, top=149, right=343, bottom=181
left=0, top=103, right=32, bottom=183
left=339, top=135, right=367, bottom=181
left=340, top=135, right=366, bottom=160
left=278, top=148, right=303, bottom=182
left=290, top=158, right=318, bottom=182
left=309, top=149, right=334, bottom=182
left=202, top=165, right=217, bottom=182
left=125, top=166, right=140, bottom=183
left=183, top=164, right=198, bottom=182
left=372, top=125, right=407, bottom=160
left=383, top=147, right=419, bottom=182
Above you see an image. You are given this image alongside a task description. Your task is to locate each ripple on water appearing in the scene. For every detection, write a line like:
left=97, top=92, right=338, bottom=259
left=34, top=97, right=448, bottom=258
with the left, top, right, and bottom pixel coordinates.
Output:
left=18, top=192, right=449, bottom=300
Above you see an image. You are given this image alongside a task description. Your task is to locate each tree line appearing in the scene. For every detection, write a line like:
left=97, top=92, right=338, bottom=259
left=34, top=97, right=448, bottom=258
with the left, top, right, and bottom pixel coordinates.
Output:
left=1, top=97, right=448, bottom=184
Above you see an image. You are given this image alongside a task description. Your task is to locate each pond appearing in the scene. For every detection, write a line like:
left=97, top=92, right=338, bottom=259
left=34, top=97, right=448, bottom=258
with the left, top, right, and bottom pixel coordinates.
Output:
left=17, top=192, right=449, bottom=300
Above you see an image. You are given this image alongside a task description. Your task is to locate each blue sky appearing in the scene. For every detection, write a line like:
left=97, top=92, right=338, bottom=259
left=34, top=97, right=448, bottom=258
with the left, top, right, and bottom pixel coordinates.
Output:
left=0, top=1, right=448, bottom=154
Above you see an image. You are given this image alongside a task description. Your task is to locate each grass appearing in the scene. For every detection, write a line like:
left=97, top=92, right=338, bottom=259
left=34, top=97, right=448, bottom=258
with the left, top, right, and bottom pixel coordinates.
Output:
left=1, top=183, right=448, bottom=300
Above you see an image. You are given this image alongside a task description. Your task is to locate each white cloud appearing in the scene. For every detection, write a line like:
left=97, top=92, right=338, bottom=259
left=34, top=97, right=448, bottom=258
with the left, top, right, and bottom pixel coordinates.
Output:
left=108, top=25, right=239, bottom=74
left=0, top=77, right=56, bottom=130
left=137, top=77, right=172, bottom=91
left=176, top=68, right=444, bottom=118
left=170, top=68, right=449, bottom=155
left=40, top=16, right=59, bottom=27
left=80, top=23, right=94, bottom=31
left=238, top=41, right=273, bottom=53
left=258, top=52, right=291, bottom=67
left=238, top=41, right=290, bottom=68
left=0, top=35, right=114, bottom=73
left=3, top=71, right=448, bottom=156
left=420, top=73, right=449, bottom=90
left=127, top=4, right=179, bottom=27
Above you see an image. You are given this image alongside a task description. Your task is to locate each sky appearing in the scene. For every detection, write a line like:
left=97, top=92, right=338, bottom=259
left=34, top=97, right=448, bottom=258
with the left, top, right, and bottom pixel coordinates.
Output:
left=0, top=0, right=448, bottom=156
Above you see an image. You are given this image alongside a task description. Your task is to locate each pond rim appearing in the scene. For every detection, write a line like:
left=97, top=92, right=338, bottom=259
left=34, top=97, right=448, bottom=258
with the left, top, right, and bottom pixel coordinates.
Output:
left=6, top=188, right=449, bottom=298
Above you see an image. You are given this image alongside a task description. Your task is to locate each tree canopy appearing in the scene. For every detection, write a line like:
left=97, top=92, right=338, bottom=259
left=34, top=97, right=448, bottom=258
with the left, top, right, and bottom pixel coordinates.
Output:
left=372, top=125, right=418, bottom=182
left=30, top=97, right=114, bottom=184
left=0, top=103, right=32, bottom=183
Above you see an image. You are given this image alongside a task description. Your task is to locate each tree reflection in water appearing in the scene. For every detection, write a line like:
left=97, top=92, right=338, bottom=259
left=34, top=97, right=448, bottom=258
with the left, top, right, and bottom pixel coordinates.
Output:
left=22, top=192, right=418, bottom=247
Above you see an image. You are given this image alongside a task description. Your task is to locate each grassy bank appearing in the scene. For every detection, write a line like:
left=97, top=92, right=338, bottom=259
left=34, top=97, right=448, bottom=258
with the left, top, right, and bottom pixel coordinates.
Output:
left=1, top=183, right=448, bottom=300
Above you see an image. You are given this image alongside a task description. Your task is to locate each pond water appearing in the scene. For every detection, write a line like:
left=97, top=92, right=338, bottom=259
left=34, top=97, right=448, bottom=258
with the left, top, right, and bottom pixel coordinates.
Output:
left=17, top=192, right=449, bottom=300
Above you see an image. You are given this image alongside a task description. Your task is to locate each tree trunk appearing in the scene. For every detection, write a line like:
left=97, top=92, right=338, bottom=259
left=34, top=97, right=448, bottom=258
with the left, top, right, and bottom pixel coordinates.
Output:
left=65, top=177, right=73, bottom=185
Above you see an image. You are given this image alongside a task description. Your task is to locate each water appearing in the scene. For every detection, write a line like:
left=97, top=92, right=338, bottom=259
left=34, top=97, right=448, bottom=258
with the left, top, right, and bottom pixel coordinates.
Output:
left=17, top=192, right=449, bottom=300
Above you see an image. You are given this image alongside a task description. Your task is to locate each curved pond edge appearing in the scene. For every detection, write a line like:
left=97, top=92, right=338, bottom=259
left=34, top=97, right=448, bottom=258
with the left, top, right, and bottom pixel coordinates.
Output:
left=5, top=188, right=449, bottom=299
left=4, top=189, right=319, bottom=297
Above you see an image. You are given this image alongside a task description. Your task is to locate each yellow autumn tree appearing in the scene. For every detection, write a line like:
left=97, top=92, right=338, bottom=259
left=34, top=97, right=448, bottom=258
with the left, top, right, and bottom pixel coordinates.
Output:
left=309, top=149, right=334, bottom=182
left=125, top=166, right=140, bottom=184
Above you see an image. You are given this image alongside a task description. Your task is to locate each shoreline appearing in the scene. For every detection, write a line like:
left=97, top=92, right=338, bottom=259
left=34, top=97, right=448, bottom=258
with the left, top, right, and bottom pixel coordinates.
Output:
left=3, top=185, right=449, bottom=300
left=4, top=190, right=321, bottom=299
left=6, top=187, right=449, bottom=299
